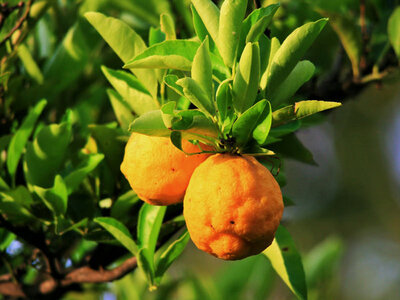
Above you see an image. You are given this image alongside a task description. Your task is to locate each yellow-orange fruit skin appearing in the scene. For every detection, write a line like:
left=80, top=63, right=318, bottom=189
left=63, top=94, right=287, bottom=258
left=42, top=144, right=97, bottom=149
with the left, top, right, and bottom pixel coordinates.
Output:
left=184, top=153, right=284, bottom=260
left=120, top=133, right=211, bottom=206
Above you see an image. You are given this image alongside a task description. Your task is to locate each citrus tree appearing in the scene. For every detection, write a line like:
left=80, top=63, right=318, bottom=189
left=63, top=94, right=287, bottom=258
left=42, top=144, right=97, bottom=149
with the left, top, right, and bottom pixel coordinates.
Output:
left=0, top=0, right=399, bottom=299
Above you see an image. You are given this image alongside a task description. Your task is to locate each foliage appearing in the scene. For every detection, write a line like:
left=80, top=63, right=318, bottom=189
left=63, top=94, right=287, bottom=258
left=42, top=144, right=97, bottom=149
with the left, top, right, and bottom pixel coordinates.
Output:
left=0, top=0, right=398, bottom=299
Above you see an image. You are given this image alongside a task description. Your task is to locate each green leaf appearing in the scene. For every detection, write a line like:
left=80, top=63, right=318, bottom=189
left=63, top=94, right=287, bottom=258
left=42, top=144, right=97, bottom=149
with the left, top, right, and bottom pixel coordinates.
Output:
left=253, top=101, right=272, bottom=145
left=160, top=13, right=176, bottom=40
left=124, top=40, right=198, bottom=71
left=191, top=0, right=220, bottom=42
left=232, top=43, right=260, bottom=113
left=34, top=175, right=68, bottom=216
left=164, top=74, right=184, bottom=96
left=94, top=217, right=138, bottom=255
left=130, top=109, right=219, bottom=143
left=161, top=101, right=179, bottom=129
left=64, top=153, right=104, bottom=195
left=317, top=10, right=362, bottom=78
left=269, top=133, right=317, bottom=165
left=388, top=6, right=400, bottom=60
left=43, top=22, right=91, bottom=95
left=101, top=66, right=159, bottom=116
left=191, top=4, right=216, bottom=51
left=216, top=79, right=234, bottom=134
left=149, top=27, right=166, bottom=46
left=270, top=61, right=315, bottom=107
left=107, top=89, right=135, bottom=132
left=192, top=37, right=213, bottom=100
left=155, top=231, right=190, bottom=284
left=217, top=0, right=248, bottom=68
left=260, top=37, right=280, bottom=90
left=111, top=190, right=140, bottom=224
left=305, top=237, right=344, bottom=288
left=263, top=226, right=308, bottom=300
left=0, top=186, right=36, bottom=223
left=89, top=124, right=125, bottom=175
left=137, top=247, right=156, bottom=288
left=124, top=40, right=229, bottom=79
left=232, top=100, right=271, bottom=146
left=170, top=131, right=183, bottom=151
left=0, top=229, right=15, bottom=251
left=86, top=14, right=137, bottom=56
left=244, top=4, right=280, bottom=44
left=25, top=123, right=72, bottom=188
left=137, top=204, right=167, bottom=257
left=7, top=99, right=47, bottom=182
left=265, top=19, right=328, bottom=97
left=175, top=111, right=219, bottom=143
left=130, top=110, right=171, bottom=137
left=176, top=77, right=215, bottom=117
left=85, top=12, right=157, bottom=98
left=17, top=44, right=44, bottom=84
left=270, top=121, right=301, bottom=138
left=272, top=100, right=342, bottom=127
left=0, top=177, right=9, bottom=191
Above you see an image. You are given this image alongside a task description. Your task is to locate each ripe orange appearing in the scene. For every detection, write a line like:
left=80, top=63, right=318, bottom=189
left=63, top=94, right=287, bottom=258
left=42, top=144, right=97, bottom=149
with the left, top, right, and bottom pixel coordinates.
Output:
left=184, top=153, right=283, bottom=260
left=120, top=133, right=212, bottom=206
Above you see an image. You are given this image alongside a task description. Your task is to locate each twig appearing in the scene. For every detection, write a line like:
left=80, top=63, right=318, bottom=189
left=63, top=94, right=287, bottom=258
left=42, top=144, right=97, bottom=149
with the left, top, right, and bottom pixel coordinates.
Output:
left=0, top=215, right=61, bottom=279
left=0, top=256, right=137, bottom=298
left=0, top=0, right=33, bottom=47
left=0, top=2, right=24, bottom=29
left=359, top=0, right=368, bottom=71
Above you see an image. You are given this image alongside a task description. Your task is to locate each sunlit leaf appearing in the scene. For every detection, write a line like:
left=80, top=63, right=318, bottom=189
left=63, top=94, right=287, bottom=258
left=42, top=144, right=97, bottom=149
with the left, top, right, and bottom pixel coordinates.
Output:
left=36, top=175, right=68, bottom=217
left=270, top=61, right=315, bottom=107
left=263, top=226, right=308, bottom=300
left=216, top=79, right=234, bottom=134
left=94, top=217, right=138, bottom=255
left=107, top=89, right=135, bottom=132
left=25, top=123, right=72, bottom=188
left=155, top=231, right=190, bottom=284
left=260, top=37, right=280, bottom=90
left=17, top=44, right=44, bottom=84
left=137, top=204, right=166, bottom=257
left=85, top=12, right=157, bottom=98
left=233, top=43, right=260, bottom=113
left=265, top=19, right=328, bottom=97
left=102, top=66, right=159, bottom=116
left=217, top=0, right=248, bottom=68
left=388, top=6, right=400, bottom=60
left=232, top=100, right=271, bottom=146
left=192, top=37, right=213, bottom=100
left=191, top=0, right=220, bottom=42
left=64, top=153, right=104, bottom=195
left=176, top=77, right=215, bottom=117
left=160, top=13, right=176, bottom=40
left=272, top=100, right=342, bottom=127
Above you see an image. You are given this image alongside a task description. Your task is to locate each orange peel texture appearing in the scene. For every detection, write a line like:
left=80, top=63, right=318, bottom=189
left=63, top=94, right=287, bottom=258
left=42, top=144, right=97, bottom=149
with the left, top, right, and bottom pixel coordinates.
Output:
left=120, top=133, right=212, bottom=206
left=184, top=153, right=284, bottom=260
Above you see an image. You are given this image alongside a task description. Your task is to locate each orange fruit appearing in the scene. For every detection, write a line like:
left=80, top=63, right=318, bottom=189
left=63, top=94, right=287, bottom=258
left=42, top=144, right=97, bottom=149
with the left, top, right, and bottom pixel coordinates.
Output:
left=120, top=133, right=212, bottom=206
left=184, top=153, right=283, bottom=260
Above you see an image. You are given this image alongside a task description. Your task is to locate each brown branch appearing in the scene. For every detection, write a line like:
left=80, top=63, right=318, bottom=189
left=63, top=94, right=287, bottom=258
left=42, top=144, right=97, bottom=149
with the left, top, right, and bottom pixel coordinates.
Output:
left=0, top=215, right=61, bottom=280
left=0, top=256, right=137, bottom=297
left=0, top=2, right=24, bottom=29
left=359, top=0, right=368, bottom=71
left=0, top=0, right=33, bottom=47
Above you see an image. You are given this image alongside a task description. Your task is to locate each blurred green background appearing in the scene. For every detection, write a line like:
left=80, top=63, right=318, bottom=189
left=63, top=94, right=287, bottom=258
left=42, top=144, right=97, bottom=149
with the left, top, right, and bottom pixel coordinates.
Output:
left=1, top=0, right=400, bottom=299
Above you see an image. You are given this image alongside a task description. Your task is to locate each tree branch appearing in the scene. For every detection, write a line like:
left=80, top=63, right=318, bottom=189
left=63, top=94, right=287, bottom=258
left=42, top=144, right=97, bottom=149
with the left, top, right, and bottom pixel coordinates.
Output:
left=0, top=256, right=137, bottom=298
left=0, top=0, right=33, bottom=47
